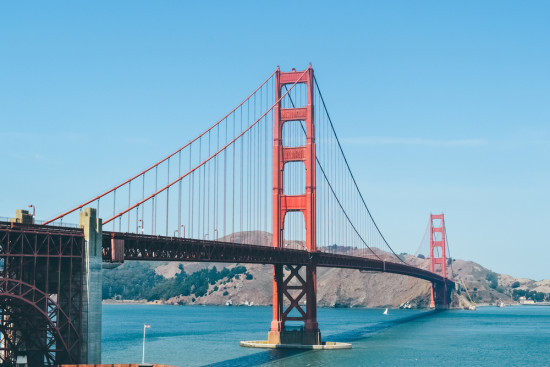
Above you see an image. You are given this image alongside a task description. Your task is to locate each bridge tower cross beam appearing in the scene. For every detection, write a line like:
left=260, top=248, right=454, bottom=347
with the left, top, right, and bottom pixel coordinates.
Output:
left=429, top=213, right=450, bottom=309
left=269, top=65, right=320, bottom=345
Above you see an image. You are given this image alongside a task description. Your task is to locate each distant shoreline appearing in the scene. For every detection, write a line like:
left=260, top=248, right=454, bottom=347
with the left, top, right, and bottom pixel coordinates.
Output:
left=101, top=299, right=406, bottom=308
left=102, top=299, right=550, bottom=308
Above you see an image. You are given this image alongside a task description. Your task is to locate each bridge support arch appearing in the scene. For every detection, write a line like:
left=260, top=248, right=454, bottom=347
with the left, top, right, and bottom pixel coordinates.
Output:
left=269, top=65, right=321, bottom=345
left=0, top=279, right=79, bottom=366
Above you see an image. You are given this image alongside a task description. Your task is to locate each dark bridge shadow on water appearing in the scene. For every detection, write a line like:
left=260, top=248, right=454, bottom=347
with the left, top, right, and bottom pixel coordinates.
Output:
left=204, top=310, right=442, bottom=367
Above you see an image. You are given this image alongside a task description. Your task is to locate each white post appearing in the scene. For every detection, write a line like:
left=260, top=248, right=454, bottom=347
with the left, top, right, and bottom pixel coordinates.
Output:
left=142, top=324, right=146, bottom=364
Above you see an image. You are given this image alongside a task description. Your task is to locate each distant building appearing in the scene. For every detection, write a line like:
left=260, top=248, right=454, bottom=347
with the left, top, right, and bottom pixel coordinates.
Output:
left=519, top=296, right=535, bottom=305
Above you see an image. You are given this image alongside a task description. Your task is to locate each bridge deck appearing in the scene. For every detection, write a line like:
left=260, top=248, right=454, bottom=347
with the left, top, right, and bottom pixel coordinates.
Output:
left=106, top=232, right=452, bottom=285
left=0, top=222, right=452, bottom=286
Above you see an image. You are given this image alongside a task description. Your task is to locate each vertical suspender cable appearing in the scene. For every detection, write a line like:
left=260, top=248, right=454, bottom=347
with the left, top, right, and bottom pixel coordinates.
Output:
left=128, top=182, right=131, bottom=233
left=166, top=158, right=170, bottom=236
left=178, top=152, right=182, bottom=237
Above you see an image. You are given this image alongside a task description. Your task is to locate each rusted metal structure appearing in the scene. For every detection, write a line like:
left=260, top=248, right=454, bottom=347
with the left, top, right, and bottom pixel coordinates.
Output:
left=0, top=219, right=83, bottom=366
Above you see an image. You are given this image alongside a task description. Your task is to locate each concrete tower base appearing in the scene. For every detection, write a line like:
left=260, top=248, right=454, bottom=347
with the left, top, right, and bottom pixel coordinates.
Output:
left=240, top=340, right=351, bottom=350
left=267, top=329, right=322, bottom=345
left=79, top=208, right=103, bottom=364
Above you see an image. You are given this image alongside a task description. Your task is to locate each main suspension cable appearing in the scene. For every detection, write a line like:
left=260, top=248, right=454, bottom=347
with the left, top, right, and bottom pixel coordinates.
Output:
left=313, top=77, right=405, bottom=263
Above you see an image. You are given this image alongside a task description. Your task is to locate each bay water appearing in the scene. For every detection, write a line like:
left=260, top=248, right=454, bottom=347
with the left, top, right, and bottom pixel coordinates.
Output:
left=103, top=304, right=550, bottom=366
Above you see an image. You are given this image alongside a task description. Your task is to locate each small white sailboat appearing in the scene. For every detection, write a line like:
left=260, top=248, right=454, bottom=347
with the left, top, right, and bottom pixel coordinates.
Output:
left=383, top=308, right=388, bottom=315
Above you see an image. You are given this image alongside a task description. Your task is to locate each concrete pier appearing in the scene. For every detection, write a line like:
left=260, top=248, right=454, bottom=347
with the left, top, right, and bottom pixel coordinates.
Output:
left=267, top=329, right=321, bottom=345
left=79, top=208, right=103, bottom=364
left=240, top=340, right=351, bottom=350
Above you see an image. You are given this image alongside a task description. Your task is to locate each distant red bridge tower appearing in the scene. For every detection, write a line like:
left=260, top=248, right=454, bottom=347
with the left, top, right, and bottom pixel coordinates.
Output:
left=429, top=213, right=450, bottom=308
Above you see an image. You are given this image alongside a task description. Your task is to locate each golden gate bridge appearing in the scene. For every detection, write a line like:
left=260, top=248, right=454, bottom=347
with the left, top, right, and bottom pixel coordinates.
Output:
left=0, top=65, right=454, bottom=366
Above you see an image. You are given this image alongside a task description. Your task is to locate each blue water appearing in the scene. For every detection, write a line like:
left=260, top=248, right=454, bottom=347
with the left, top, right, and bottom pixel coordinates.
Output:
left=103, top=304, right=550, bottom=366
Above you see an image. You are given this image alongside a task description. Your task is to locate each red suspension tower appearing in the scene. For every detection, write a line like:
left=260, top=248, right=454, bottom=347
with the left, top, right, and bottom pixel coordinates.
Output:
left=429, top=213, right=450, bottom=308
left=269, top=65, right=321, bottom=345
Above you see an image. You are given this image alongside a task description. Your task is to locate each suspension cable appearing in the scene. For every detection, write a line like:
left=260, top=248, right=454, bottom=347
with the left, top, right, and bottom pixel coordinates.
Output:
left=103, top=69, right=308, bottom=224
left=313, top=77, right=406, bottom=263
left=282, top=85, right=382, bottom=260
left=445, top=222, right=456, bottom=279
left=43, top=69, right=278, bottom=226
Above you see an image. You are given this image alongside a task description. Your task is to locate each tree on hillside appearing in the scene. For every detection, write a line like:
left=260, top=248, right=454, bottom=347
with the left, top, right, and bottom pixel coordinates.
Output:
left=486, top=272, right=498, bottom=289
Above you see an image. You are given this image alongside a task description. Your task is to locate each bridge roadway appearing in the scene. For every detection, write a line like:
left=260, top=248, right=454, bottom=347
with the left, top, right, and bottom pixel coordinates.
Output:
left=0, top=221, right=452, bottom=287
left=107, top=232, right=452, bottom=286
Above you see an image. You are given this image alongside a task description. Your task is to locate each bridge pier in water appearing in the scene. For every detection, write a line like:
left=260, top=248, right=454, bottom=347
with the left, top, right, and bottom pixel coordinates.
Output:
left=79, top=208, right=103, bottom=364
left=268, top=264, right=321, bottom=345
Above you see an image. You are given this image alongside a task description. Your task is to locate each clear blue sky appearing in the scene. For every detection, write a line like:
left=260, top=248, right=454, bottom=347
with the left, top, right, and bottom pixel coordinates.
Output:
left=1, top=1, right=548, bottom=279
